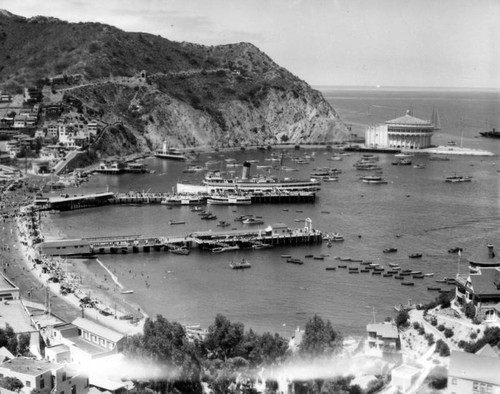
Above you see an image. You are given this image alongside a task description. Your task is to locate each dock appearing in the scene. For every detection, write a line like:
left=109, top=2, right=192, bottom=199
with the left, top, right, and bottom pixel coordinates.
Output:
left=40, top=220, right=322, bottom=256
left=34, top=190, right=315, bottom=211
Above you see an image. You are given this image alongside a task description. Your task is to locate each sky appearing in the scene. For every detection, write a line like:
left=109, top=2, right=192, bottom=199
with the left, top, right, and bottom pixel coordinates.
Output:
left=2, top=0, right=500, bottom=88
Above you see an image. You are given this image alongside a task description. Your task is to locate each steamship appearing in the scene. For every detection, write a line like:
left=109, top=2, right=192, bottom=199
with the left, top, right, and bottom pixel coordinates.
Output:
left=177, top=161, right=321, bottom=194
left=154, top=142, right=188, bottom=161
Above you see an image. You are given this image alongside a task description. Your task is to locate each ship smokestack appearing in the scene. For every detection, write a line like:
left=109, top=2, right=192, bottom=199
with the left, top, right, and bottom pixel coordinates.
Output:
left=242, top=161, right=251, bottom=180
left=162, top=141, right=167, bottom=153
left=488, top=244, right=495, bottom=259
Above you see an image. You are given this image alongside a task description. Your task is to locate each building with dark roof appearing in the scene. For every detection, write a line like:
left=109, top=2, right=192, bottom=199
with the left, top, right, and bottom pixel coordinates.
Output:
left=468, top=241, right=500, bottom=268
left=455, top=267, right=500, bottom=321
left=365, top=110, right=434, bottom=150
left=448, top=348, right=500, bottom=393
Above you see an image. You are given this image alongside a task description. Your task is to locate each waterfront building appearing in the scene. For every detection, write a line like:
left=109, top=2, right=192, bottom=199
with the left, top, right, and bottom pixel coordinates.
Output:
left=40, top=239, right=92, bottom=256
left=365, top=110, right=434, bottom=150
left=0, top=358, right=89, bottom=394
left=0, top=273, right=20, bottom=301
left=44, top=318, right=125, bottom=365
left=365, top=322, right=401, bottom=360
left=448, top=346, right=500, bottom=393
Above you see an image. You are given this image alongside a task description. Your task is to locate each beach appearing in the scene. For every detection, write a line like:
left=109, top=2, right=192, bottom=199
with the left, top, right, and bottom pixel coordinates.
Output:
left=1, top=177, right=146, bottom=336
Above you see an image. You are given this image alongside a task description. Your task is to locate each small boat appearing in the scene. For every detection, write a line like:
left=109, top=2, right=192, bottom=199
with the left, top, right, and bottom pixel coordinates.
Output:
left=252, top=242, right=273, bottom=249
left=388, top=263, right=400, bottom=267
left=234, top=215, right=253, bottom=222
left=338, top=265, right=347, bottom=268
left=361, top=175, right=388, bottom=184
left=170, top=246, right=190, bottom=255
left=401, top=282, right=415, bottom=286
left=448, top=247, right=463, bottom=254
left=120, top=289, right=134, bottom=294
left=212, top=245, right=240, bottom=253
left=305, top=254, right=314, bottom=258
left=169, top=220, right=185, bottom=225
left=201, top=213, right=217, bottom=220
left=242, top=217, right=264, bottom=225
left=435, top=279, right=447, bottom=283
left=360, top=269, right=370, bottom=273
left=412, top=274, right=425, bottom=279
left=216, top=221, right=231, bottom=227
left=394, top=276, right=404, bottom=280
left=313, top=256, right=324, bottom=260
left=413, top=164, right=426, bottom=169
left=424, top=273, right=434, bottom=277
left=383, top=248, right=398, bottom=253
left=409, top=253, right=422, bottom=259
left=383, top=273, right=393, bottom=277
left=229, top=258, right=252, bottom=269
left=207, top=194, right=252, bottom=205
left=286, top=258, right=304, bottom=265
left=394, top=153, right=414, bottom=158
left=444, top=174, right=472, bottom=183
left=322, top=177, right=339, bottom=182
left=325, top=267, right=336, bottom=271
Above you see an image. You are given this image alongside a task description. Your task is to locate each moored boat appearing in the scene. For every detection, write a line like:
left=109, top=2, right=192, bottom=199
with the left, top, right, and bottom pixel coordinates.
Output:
left=212, top=245, right=240, bottom=254
left=207, top=194, right=252, bottom=205
left=229, top=258, right=252, bottom=269
left=286, top=258, right=304, bottom=265
left=242, top=217, right=264, bottom=225
left=361, top=175, right=388, bottom=184
left=383, top=248, right=398, bottom=253
left=409, top=253, right=422, bottom=259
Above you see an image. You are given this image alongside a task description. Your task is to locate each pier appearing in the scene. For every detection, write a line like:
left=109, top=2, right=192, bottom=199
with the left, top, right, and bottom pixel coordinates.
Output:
left=40, top=220, right=322, bottom=256
left=34, top=190, right=315, bottom=211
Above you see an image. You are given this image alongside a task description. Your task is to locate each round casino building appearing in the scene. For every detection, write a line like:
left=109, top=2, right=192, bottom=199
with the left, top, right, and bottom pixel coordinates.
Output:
left=365, top=110, right=435, bottom=150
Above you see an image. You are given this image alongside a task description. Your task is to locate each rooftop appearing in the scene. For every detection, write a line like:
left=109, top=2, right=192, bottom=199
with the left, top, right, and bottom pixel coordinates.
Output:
left=469, top=240, right=500, bottom=267
left=366, top=322, right=399, bottom=339
left=449, top=350, right=500, bottom=386
left=469, top=268, right=500, bottom=296
left=0, top=358, right=61, bottom=376
left=0, top=273, right=18, bottom=291
left=386, top=112, right=432, bottom=126
left=72, top=317, right=124, bottom=343
left=0, top=300, right=35, bottom=333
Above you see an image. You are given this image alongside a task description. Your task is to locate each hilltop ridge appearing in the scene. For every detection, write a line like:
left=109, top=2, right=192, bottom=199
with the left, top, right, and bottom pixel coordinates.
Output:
left=0, top=10, right=349, bottom=154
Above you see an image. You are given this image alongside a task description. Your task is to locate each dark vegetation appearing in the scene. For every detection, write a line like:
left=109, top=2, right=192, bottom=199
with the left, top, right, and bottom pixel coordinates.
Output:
left=122, top=313, right=368, bottom=394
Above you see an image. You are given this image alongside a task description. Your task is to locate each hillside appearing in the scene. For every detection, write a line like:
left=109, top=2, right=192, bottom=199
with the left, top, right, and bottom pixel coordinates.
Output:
left=0, top=10, right=349, bottom=154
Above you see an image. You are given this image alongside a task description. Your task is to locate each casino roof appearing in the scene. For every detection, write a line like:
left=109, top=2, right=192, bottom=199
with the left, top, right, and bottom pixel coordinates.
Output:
left=386, top=112, right=432, bottom=126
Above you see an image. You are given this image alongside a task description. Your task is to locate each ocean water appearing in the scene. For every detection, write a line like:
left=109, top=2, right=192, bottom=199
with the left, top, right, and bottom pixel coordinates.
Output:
left=42, top=88, right=500, bottom=336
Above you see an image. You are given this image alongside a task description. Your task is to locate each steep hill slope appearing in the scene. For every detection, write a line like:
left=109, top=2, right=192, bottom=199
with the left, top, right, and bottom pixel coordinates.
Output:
left=0, top=10, right=349, bottom=153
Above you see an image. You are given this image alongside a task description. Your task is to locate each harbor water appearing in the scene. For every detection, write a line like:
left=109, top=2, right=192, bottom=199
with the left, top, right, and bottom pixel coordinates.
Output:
left=41, top=88, right=500, bottom=336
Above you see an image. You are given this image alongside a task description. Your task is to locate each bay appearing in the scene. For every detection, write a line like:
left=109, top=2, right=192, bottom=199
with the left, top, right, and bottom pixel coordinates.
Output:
left=42, top=88, right=500, bottom=336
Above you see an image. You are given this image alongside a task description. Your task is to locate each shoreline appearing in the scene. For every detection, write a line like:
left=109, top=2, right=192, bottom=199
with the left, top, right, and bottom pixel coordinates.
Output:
left=10, top=204, right=147, bottom=336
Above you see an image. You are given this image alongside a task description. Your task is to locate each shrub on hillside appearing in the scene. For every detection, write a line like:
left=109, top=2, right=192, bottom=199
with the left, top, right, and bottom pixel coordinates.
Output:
left=430, top=317, right=438, bottom=326
left=435, top=339, right=450, bottom=357
left=464, top=302, right=476, bottom=319
left=425, top=333, right=435, bottom=346
left=425, top=366, right=448, bottom=390
left=437, top=324, right=445, bottom=332
left=413, top=322, right=420, bottom=330
left=418, top=326, right=426, bottom=336
left=444, top=328, right=454, bottom=338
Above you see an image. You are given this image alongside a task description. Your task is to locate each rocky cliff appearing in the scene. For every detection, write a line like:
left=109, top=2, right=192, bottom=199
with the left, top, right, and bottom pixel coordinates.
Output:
left=0, top=10, right=349, bottom=155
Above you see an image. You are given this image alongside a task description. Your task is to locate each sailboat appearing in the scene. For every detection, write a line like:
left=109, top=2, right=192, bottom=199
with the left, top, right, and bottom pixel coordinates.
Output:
left=431, top=107, right=441, bottom=130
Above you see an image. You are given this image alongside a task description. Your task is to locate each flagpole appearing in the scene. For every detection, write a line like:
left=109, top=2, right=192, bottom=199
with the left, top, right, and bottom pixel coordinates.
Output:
left=457, top=250, right=461, bottom=276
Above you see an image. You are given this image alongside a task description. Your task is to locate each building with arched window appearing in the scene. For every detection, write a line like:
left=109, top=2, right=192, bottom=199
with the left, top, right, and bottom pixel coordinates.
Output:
left=365, top=111, right=434, bottom=150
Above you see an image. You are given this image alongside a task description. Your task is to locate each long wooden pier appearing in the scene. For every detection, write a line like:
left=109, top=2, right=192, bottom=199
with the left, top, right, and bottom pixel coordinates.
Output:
left=41, top=222, right=322, bottom=256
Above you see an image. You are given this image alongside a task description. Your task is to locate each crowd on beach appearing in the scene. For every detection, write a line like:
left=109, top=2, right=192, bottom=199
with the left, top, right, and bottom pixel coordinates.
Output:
left=1, top=175, right=144, bottom=327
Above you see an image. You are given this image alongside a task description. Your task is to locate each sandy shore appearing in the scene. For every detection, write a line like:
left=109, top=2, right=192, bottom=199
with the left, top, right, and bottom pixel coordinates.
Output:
left=4, top=200, right=146, bottom=336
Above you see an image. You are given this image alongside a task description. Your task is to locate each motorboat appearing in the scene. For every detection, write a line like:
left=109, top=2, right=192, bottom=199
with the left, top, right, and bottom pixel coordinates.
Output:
left=252, top=242, right=273, bottom=249
left=170, top=246, right=190, bottom=255
left=286, top=258, right=304, bottom=265
left=229, top=258, right=252, bottom=269
left=242, top=217, right=264, bottom=225
left=169, top=220, right=185, bottom=225
left=207, top=194, right=252, bottom=205
left=409, top=253, right=423, bottom=259
left=383, top=248, right=398, bottom=253
left=444, top=174, right=472, bottom=183
left=361, top=175, right=388, bottom=184
left=212, top=245, right=240, bottom=254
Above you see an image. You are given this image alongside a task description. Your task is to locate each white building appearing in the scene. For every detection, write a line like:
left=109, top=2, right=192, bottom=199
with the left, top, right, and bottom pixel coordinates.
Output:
left=365, top=111, right=434, bottom=150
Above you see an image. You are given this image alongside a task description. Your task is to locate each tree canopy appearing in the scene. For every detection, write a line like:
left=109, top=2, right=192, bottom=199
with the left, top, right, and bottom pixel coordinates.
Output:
left=299, top=314, right=343, bottom=358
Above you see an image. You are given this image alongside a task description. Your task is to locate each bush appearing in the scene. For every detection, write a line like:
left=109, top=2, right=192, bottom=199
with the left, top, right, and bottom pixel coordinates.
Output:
left=413, top=322, right=420, bottom=330
left=418, top=326, right=426, bottom=336
left=425, top=333, right=435, bottom=346
left=470, top=332, right=477, bottom=340
left=395, top=310, right=410, bottom=329
left=430, top=317, right=438, bottom=326
left=464, top=302, right=476, bottom=319
left=435, top=339, right=450, bottom=357
left=444, top=328, right=454, bottom=338
left=425, top=366, right=448, bottom=390
left=437, top=324, right=445, bottom=332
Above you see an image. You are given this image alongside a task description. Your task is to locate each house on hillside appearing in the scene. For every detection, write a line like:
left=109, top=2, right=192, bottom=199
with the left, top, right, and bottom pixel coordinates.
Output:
left=454, top=267, right=500, bottom=322
left=448, top=345, right=500, bottom=393
left=365, top=322, right=401, bottom=361
left=0, top=358, right=89, bottom=394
